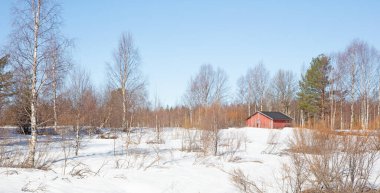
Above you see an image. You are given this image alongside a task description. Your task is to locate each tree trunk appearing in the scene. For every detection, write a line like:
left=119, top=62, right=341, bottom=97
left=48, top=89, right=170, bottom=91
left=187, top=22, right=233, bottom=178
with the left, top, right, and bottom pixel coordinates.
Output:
left=122, top=88, right=127, bottom=131
left=213, top=127, right=218, bottom=156
left=340, top=99, right=344, bottom=130
left=365, top=98, right=369, bottom=130
left=189, top=108, right=193, bottom=126
left=349, top=64, right=356, bottom=130
left=321, top=89, right=325, bottom=121
left=53, top=66, right=58, bottom=133
left=285, top=103, right=289, bottom=115
left=350, top=102, right=354, bottom=130
left=155, top=112, right=160, bottom=142
left=99, top=106, right=112, bottom=129
left=75, top=112, right=80, bottom=156
left=360, top=96, right=368, bottom=130
left=27, top=0, right=41, bottom=168
left=378, top=83, right=380, bottom=117
left=129, top=112, right=134, bottom=129
left=248, top=103, right=251, bottom=116
left=361, top=98, right=364, bottom=129
left=378, top=84, right=380, bottom=128
left=330, top=88, right=334, bottom=130
left=213, top=107, right=219, bottom=156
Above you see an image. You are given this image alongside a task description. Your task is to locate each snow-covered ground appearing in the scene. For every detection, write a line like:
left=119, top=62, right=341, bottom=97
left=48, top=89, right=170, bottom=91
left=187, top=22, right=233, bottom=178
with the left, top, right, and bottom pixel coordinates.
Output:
left=0, top=127, right=378, bottom=193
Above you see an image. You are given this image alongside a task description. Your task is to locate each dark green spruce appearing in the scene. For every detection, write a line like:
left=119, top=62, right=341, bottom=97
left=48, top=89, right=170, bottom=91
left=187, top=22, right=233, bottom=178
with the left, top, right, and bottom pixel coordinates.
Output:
left=297, top=54, right=332, bottom=122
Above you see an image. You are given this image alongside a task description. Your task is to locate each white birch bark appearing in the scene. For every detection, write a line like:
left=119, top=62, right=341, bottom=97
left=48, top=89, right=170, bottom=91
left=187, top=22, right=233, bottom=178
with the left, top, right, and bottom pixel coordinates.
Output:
left=108, top=33, right=145, bottom=133
left=27, top=0, right=41, bottom=167
left=52, top=58, right=58, bottom=132
left=75, top=112, right=80, bottom=156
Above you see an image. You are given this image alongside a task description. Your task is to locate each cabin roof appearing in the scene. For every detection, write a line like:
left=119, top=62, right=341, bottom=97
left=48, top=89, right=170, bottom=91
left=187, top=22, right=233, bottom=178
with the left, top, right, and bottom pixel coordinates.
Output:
left=247, top=111, right=292, bottom=121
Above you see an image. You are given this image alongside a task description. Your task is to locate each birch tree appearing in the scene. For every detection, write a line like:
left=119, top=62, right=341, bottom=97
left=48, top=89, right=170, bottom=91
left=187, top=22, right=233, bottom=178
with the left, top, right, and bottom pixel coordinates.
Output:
left=355, top=42, right=380, bottom=129
left=98, top=85, right=113, bottom=129
left=237, top=62, right=269, bottom=115
left=337, top=48, right=357, bottom=130
left=337, top=40, right=380, bottom=129
left=184, top=64, right=228, bottom=108
left=330, top=56, right=347, bottom=130
left=183, top=64, right=227, bottom=128
left=270, top=69, right=297, bottom=114
left=107, top=32, right=145, bottom=132
left=8, top=0, right=63, bottom=167
left=237, top=75, right=253, bottom=116
left=154, top=92, right=162, bottom=143
left=46, top=37, right=72, bottom=132
left=251, top=62, right=269, bottom=111
left=69, top=67, right=91, bottom=156
left=183, top=64, right=228, bottom=155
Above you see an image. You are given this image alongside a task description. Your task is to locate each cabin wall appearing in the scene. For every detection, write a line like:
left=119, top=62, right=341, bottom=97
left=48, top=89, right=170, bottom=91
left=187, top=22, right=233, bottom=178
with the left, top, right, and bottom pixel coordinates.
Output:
left=272, top=120, right=291, bottom=129
left=246, top=113, right=272, bottom=128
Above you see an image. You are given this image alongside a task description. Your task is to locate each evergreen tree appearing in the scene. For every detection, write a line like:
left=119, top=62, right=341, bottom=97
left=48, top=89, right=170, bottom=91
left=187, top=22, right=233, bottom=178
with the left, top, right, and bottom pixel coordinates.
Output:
left=298, top=54, right=331, bottom=122
left=0, top=55, right=13, bottom=106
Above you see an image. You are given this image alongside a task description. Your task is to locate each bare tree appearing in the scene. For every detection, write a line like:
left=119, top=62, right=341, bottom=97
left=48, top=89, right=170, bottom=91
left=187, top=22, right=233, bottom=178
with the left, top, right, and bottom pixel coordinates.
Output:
left=356, top=42, right=380, bottom=130
left=337, top=40, right=380, bottom=129
left=45, top=37, right=72, bottom=132
left=98, top=85, right=113, bottom=129
left=236, top=75, right=253, bottom=116
left=378, top=66, right=380, bottom=127
left=270, top=69, right=297, bottom=114
left=252, top=62, right=269, bottom=111
left=330, top=54, right=350, bottom=130
left=184, top=64, right=228, bottom=108
left=107, top=32, right=145, bottom=132
left=8, top=0, right=63, bottom=167
left=237, top=62, right=269, bottom=116
left=183, top=64, right=228, bottom=129
left=154, top=92, right=162, bottom=143
left=69, top=67, right=91, bottom=156
left=183, top=64, right=229, bottom=155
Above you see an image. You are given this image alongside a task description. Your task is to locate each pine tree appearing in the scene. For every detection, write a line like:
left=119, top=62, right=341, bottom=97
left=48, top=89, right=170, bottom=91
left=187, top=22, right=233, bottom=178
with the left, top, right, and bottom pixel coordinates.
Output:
left=298, top=54, right=331, bottom=123
left=0, top=55, right=13, bottom=106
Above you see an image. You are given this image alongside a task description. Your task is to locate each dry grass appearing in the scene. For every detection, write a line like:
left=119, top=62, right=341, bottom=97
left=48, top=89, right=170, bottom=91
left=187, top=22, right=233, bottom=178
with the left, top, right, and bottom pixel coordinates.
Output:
left=262, top=131, right=281, bottom=155
left=283, top=127, right=380, bottom=193
left=0, top=138, right=55, bottom=170
left=230, top=169, right=265, bottom=193
left=21, top=181, right=47, bottom=193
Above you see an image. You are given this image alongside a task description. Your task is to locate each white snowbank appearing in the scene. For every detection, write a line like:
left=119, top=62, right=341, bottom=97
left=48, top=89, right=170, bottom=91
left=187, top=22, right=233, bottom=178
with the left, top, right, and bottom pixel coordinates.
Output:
left=0, top=127, right=378, bottom=193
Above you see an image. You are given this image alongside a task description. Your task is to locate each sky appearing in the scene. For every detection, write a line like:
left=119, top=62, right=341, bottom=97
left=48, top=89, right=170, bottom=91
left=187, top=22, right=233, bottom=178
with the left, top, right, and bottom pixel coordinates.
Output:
left=1, top=1, right=380, bottom=106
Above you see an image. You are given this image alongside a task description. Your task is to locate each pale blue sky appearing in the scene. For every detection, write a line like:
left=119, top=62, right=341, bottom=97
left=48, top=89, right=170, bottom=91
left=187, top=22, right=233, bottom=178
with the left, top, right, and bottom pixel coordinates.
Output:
left=1, top=1, right=380, bottom=106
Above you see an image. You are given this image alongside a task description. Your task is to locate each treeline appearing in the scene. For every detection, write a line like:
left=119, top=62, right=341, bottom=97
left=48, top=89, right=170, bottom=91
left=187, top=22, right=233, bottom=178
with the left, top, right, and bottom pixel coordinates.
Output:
left=1, top=39, right=380, bottom=132
left=1, top=2, right=380, bottom=137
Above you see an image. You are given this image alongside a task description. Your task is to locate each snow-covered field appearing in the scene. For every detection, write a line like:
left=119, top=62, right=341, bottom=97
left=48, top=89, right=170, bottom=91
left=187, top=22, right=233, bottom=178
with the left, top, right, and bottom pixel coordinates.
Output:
left=0, top=127, right=378, bottom=193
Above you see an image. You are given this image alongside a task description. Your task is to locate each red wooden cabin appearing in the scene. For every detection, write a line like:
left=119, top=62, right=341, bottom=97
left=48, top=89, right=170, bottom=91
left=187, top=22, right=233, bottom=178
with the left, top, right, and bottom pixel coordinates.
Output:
left=246, top=111, right=292, bottom=129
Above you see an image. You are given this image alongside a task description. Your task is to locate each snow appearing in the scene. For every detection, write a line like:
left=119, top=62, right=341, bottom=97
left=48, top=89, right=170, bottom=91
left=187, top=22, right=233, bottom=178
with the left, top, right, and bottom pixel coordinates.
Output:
left=0, top=127, right=378, bottom=192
